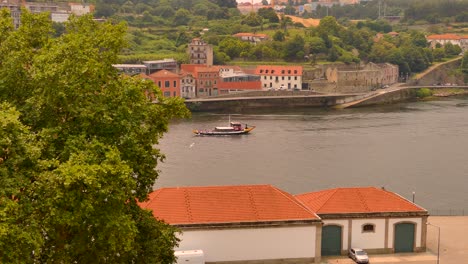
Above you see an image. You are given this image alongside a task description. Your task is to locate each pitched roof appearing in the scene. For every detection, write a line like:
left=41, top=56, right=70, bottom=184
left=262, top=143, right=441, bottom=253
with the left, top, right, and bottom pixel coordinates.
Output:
left=254, top=65, right=303, bottom=75
left=233, top=33, right=268, bottom=38
left=295, top=187, right=426, bottom=214
left=148, top=69, right=179, bottom=78
left=426, top=34, right=462, bottom=40
left=139, top=184, right=320, bottom=225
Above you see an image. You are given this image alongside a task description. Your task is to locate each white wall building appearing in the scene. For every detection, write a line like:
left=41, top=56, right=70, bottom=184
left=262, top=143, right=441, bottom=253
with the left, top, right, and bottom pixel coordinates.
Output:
left=254, top=65, right=303, bottom=91
left=296, top=187, right=428, bottom=256
left=139, top=185, right=322, bottom=264
left=139, top=185, right=429, bottom=263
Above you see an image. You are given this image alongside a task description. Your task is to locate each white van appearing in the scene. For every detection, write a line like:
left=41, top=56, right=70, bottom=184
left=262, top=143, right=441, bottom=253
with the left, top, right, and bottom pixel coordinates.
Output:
left=175, top=250, right=205, bottom=264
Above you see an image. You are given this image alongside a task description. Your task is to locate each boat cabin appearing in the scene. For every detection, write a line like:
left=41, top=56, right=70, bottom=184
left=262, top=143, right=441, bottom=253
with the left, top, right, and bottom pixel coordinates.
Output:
left=214, top=122, right=243, bottom=132
left=231, top=122, right=243, bottom=131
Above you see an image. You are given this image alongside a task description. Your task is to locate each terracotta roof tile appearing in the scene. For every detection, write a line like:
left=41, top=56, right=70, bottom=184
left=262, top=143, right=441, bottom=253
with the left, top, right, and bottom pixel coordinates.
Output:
left=139, top=185, right=319, bottom=225
left=254, top=65, right=303, bottom=76
left=149, top=69, right=179, bottom=77
left=296, top=187, right=426, bottom=214
left=426, top=34, right=462, bottom=40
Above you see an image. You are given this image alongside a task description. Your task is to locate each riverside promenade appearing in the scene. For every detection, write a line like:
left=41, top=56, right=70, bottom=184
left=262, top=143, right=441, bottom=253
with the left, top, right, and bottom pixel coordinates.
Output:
left=322, top=216, right=468, bottom=264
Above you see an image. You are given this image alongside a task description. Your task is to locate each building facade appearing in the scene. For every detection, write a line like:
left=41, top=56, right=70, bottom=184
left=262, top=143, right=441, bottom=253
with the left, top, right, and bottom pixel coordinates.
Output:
left=140, top=185, right=429, bottom=263
left=143, top=59, right=178, bottom=74
left=139, top=185, right=322, bottom=264
left=147, top=69, right=180, bottom=97
left=188, top=38, right=213, bottom=66
left=232, top=33, right=269, bottom=44
left=180, top=71, right=196, bottom=99
left=254, top=65, right=303, bottom=91
left=426, top=34, right=468, bottom=52
left=296, top=187, right=428, bottom=256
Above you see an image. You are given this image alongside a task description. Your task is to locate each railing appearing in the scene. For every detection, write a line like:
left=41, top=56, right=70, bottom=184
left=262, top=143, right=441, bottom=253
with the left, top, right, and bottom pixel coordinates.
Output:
left=428, top=209, right=467, bottom=216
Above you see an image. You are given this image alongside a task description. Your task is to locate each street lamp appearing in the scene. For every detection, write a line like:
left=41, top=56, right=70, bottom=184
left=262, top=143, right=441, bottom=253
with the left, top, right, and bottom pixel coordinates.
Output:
left=427, top=222, right=440, bottom=264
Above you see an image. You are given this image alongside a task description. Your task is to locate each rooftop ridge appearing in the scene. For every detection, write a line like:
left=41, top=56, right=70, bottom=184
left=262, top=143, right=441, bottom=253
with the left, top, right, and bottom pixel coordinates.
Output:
left=356, top=188, right=370, bottom=212
left=183, top=189, right=193, bottom=222
left=247, top=186, right=260, bottom=221
left=316, top=188, right=339, bottom=212
left=271, top=186, right=316, bottom=216
left=383, top=189, right=426, bottom=212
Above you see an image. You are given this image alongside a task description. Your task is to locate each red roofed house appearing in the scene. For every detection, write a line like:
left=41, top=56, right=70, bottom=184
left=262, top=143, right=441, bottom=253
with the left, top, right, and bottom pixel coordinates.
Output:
left=147, top=69, right=181, bottom=97
left=181, top=64, right=262, bottom=97
left=255, top=65, right=303, bottom=91
left=296, top=187, right=429, bottom=257
left=426, top=34, right=468, bottom=52
left=139, top=184, right=322, bottom=263
left=233, top=33, right=269, bottom=44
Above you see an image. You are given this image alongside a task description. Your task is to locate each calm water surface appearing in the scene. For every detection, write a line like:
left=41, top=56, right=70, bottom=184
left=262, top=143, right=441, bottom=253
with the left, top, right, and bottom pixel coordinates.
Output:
left=156, top=97, right=468, bottom=213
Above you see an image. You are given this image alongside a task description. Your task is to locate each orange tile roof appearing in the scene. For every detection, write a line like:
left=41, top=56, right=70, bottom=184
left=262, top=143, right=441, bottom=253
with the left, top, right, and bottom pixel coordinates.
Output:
left=296, top=187, right=426, bottom=214
left=139, top=185, right=320, bottom=225
left=426, top=34, right=462, bottom=40
left=254, top=65, right=303, bottom=76
left=149, top=69, right=179, bottom=78
left=233, top=33, right=268, bottom=38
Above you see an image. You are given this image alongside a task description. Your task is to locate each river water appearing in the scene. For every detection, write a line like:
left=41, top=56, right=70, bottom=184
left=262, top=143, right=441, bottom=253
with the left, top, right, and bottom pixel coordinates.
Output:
left=156, top=96, right=468, bottom=214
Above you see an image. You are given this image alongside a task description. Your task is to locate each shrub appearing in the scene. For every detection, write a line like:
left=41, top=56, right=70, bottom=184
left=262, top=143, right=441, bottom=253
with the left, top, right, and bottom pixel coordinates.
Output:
left=416, top=88, right=433, bottom=98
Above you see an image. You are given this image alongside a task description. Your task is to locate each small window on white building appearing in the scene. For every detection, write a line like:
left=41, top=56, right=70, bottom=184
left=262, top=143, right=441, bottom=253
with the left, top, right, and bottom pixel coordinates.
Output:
left=362, top=224, right=375, bottom=233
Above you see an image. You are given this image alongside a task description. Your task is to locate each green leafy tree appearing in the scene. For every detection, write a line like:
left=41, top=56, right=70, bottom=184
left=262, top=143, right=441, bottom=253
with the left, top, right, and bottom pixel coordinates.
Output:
left=0, top=11, right=188, bottom=263
left=242, top=12, right=263, bottom=27
left=273, top=30, right=285, bottom=41
left=257, top=7, right=279, bottom=23
left=433, top=47, right=445, bottom=62
left=283, top=34, right=305, bottom=61
left=174, top=8, right=191, bottom=25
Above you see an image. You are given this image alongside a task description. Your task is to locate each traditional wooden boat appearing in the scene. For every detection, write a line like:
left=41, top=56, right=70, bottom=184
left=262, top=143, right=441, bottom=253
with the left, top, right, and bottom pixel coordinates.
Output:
left=193, top=122, right=255, bottom=136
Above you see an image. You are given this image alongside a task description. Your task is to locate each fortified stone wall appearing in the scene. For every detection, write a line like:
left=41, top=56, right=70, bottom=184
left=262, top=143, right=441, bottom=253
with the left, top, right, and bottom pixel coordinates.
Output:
left=409, top=59, right=465, bottom=86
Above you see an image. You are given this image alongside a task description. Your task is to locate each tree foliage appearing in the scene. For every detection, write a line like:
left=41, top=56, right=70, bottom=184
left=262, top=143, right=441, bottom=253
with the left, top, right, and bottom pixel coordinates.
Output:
left=0, top=11, right=189, bottom=263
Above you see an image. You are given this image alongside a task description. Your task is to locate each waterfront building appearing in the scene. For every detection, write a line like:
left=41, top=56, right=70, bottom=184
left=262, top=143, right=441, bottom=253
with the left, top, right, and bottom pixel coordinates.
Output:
left=180, top=71, right=196, bottom=99
left=139, top=185, right=322, bottom=264
left=181, top=64, right=262, bottom=97
left=296, top=187, right=428, bottom=256
left=324, top=63, right=398, bottom=92
left=140, top=184, right=428, bottom=263
left=254, top=65, right=303, bottom=91
left=147, top=69, right=180, bottom=97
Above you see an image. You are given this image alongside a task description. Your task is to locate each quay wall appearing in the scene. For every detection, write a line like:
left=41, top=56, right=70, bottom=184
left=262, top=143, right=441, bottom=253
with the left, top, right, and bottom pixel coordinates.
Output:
left=184, top=87, right=468, bottom=112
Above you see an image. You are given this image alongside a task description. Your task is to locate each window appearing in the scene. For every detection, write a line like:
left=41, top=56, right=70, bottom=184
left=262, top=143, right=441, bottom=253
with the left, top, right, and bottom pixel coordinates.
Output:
left=173, top=81, right=177, bottom=87
left=294, top=70, right=297, bottom=74
left=158, top=81, right=161, bottom=88
left=362, top=224, right=375, bottom=233
left=165, top=81, right=170, bottom=88
left=163, top=91, right=170, bottom=97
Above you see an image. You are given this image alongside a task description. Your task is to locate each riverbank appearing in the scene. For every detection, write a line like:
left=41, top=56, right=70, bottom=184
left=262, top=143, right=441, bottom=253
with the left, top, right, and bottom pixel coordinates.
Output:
left=431, top=87, right=468, bottom=97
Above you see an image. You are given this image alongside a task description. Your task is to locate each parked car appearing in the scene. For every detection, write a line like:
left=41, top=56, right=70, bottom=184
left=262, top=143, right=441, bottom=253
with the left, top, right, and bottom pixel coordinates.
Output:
left=348, top=248, right=369, bottom=264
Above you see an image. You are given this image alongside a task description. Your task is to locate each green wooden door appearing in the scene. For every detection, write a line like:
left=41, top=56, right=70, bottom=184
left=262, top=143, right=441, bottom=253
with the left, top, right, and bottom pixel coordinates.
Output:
left=322, top=225, right=342, bottom=256
left=394, top=223, right=415, bottom=253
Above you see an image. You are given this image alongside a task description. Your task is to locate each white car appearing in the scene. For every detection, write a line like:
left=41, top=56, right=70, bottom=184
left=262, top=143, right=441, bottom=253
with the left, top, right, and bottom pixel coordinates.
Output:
left=348, top=248, right=369, bottom=264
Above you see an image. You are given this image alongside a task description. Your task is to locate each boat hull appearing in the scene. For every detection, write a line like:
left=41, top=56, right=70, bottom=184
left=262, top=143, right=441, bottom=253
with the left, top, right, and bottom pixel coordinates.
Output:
left=193, top=126, right=255, bottom=136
